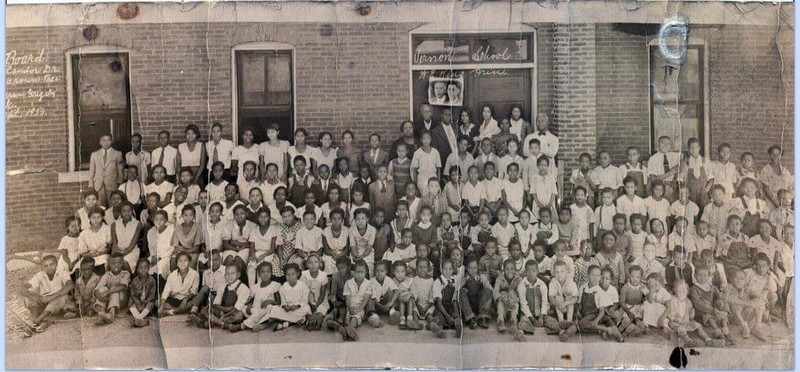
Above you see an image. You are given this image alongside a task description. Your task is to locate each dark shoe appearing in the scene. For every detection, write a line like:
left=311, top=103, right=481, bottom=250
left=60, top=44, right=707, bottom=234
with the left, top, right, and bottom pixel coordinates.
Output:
left=477, top=318, right=489, bottom=329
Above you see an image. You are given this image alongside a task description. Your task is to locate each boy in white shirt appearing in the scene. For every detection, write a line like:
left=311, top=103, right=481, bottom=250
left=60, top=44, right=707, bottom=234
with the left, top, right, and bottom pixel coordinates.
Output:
left=670, top=184, right=700, bottom=231
left=20, top=255, right=76, bottom=327
left=591, top=188, right=617, bottom=246
left=340, top=260, right=376, bottom=340
left=147, top=210, right=175, bottom=279
left=482, top=162, right=503, bottom=217
left=710, top=143, right=739, bottom=200
left=644, top=181, right=671, bottom=233
left=590, top=151, right=623, bottom=198
left=294, top=210, right=325, bottom=265
left=619, top=146, right=649, bottom=198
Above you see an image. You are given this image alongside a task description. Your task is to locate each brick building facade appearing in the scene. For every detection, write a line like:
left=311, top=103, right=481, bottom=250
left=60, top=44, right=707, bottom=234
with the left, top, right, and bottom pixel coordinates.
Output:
left=6, top=2, right=793, bottom=253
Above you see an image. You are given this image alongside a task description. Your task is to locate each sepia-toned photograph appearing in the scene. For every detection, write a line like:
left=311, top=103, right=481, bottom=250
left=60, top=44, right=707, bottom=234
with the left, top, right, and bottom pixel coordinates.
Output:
left=4, top=0, right=795, bottom=369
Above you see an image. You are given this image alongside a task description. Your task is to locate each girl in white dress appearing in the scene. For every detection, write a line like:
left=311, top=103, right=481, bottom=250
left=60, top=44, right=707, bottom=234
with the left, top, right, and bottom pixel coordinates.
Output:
left=177, top=124, right=207, bottom=185
left=259, top=124, right=290, bottom=183
left=411, top=131, right=441, bottom=196
left=288, top=128, right=318, bottom=177
left=267, top=263, right=312, bottom=328
left=110, top=202, right=142, bottom=271
left=78, top=207, right=111, bottom=268
left=322, top=208, right=350, bottom=275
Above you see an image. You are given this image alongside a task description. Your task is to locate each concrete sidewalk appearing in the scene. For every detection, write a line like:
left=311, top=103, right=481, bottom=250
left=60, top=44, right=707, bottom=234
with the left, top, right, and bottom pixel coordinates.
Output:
left=7, top=313, right=793, bottom=369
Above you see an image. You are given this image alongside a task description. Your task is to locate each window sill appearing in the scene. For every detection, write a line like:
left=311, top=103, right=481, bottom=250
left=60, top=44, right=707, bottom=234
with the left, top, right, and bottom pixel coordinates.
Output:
left=57, top=171, right=90, bottom=184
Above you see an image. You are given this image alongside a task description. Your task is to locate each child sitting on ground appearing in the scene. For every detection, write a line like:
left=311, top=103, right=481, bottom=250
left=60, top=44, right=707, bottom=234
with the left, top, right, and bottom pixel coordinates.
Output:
left=301, top=254, right=330, bottom=331
left=547, top=261, right=580, bottom=342
left=618, top=265, right=647, bottom=337
left=20, top=255, right=76, bottom=328
left=93, top=253, right=130, bottom=325
left=689, top=265, right=732, bottom=345
left=431, top=259, right=463, bottom=338
left=367, top=261, right=399, bottom=324
left=232, top=262, right=281, bottom=332
left=73, top=257, right=99, bottom=317
left=129, top=258, right=156, bottom=328
left=725, top=269, right=769, bottom=341
left=393, top=261, right=421, bottom=329
left=577, top=266, right=624, bottom=342
left=664, top=279, right=726, bottom=347
left=410, top=258, right=436, bottom=331
left=339, top=260, right=376, bottom=341
left=493, top=259, right=525, bottom=341
left=641, top=272, right=671, bottom=332
left=460, top=254, right=493, bottom=330
left=195, top=264, right=250, bottom=330
left=268, top=263, right=311, bottom=331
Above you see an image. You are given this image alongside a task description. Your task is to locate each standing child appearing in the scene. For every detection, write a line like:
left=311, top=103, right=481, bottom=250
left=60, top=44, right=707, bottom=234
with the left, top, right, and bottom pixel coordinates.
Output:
left=501, top=162, right=528, bottom=223
left=411, top=130, right=442, bottom=196
left=93, top=253, right=130, bottom=325
left=590, top=151, right=622, bottom=199
left=570, top=187, right=594, bottom=247
left=288, top=156, right=316, bottom=207
left=125, top=133, right=151, bottom=185
left=591, top=188, right=617, bottom=248
left=231, top=129, right=261, bottom=184
left=462, top=166, right=487, bottom=225
left=392, top=262, right=416, bottom=328
left=119, top=165, right=145, bottom=208
left=151, top=130, right=178, bottom=183
left=644, top=181, right=670, bottom=233
left=619, top=147, right=648, bottom=198
left=617, top=176, right=647, bottom=229
left=369, top=165, right=396, bottom=219
left=569, top=153, right=596, bottom=206
left=349, top=208, right=376, bottom=275
left=443, top=166, right=462, bottom=222
left=595, top=232, right=626, bottom=287
left=129, top=258, right=156, bottom=327
left=389, top=143, right=414, bottom=197
left=702, top=185, right=735, bottom=238
left=89, top=134, right=124, bottom=207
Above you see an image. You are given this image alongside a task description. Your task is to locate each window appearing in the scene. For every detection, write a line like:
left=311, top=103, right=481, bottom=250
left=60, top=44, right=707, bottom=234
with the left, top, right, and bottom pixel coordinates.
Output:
left=67, top=50, right=132, bottom=172
left=649, top=39, right=708, bottom=154
left=410, top=30, right=536, bottom=127
left=234, top=47, right=294, bottom=143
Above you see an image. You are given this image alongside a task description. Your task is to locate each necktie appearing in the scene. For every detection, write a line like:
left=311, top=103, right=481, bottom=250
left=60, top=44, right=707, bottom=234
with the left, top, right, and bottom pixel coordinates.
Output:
left=213, top=145, right=219, bottom=163
left=663, top=154, right=671, bottom=174
left=156, top=148, right=164, bottom=167
left=103, top=149, right=107, bottom=164
left=380, top=181, right=386, bottom=193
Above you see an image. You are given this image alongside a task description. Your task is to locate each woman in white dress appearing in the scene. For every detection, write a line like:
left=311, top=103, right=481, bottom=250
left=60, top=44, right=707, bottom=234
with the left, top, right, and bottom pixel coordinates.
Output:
left=313, top=131, right=338, bottom=174
left=288, top=128, right=318, bottom=177
left=110, top=202, right=142, bottom=271
left=231, top=128, right=262, bottom=184
left=477, top=104, right=500, bottom=140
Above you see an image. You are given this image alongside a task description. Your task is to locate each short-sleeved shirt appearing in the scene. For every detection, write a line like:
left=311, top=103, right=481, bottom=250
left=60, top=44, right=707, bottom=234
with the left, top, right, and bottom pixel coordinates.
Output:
left=348, top=225, right=376, bottom=258
left=748, top=235, right=785, bottom=263
left=260, top=140, right=290, bottom=178
left=97, top=270, right=131, bottom=290
left=249, top=225, right=278, bottom=254
left=145, top=181, right=175, bottom=203
left=461, top=181, right=486, bottom=207
left=616, top=195, right=647, bottom=223
left=161, top=268, right=199, bottom=300
left=585, top=284, right=619, bottom=308
left=411, top=148, right=442, bottom=175
left=205, top=180, right=229, bottom=204
left=231, top=145, right=261, bottom=182
left=203, top=220, right=227, bottom=252
left=548, top=278, right=579, bottom=303
left=295, top=225, right=324, bottom=253
left=591, top=204, right=617, bottom=231
left=370, top=276, right=398, bottom=300
left=125, top=150, right=151, bottom=183
left=670, top=200, right=700, bottom=225
left=590, top=165, right=623, bottom=190
left=212, top=280, right=251, bottom=312
left=28, top=270, right=71, bottom=296
left=483, top=177, right=503, bottom=203
left=411, top=276, right=435, bottom=304
left=343, top=278, right=372, bottom=304
left=644, top=197, right=671, bottom=229
left=202, top=267, right=226, bottom=290
left=223, top=220, right=258, bottom=245
left=148, top=224, right=175, bottom=260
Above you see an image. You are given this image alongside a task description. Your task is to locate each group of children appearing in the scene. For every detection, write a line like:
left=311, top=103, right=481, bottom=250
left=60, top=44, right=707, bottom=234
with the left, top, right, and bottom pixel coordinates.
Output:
left=21, top=115, right=794, bottom=346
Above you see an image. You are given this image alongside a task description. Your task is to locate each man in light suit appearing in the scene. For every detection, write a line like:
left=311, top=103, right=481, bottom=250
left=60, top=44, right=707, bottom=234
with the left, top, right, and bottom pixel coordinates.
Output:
left=89, top=134, right=124, bottom=207
left=368, top=164, right=396, bottom=219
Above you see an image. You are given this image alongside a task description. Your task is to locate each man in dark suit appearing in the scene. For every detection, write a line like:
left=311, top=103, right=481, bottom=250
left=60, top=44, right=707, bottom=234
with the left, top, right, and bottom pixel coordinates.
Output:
left=430, top=108, right=458, bottom=164
left=361, top=133, right=389, bottom=181
left=414, top=103, right=438, bottom=138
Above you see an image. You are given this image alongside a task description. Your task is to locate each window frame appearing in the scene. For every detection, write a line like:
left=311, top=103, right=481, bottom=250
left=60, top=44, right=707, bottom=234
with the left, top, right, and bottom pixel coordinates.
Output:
left=647, top=37, right=710, bottom=156
left=408, top=25, right=538, bottom=123
left=60, top=45, right=132, bottom=183
left=231, top=42, right=296, bottom=146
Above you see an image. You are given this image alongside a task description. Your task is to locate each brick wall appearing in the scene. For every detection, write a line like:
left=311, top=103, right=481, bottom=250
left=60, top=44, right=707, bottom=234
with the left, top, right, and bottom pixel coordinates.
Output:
left=593, top=24, right=794, bottom=168
left=552, top=23, right=597, bottom=171
left=5, top=21, right=793, bottom=253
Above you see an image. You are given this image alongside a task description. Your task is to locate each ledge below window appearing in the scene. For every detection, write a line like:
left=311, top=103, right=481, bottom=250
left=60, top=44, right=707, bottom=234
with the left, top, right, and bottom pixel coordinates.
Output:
left=57, top=171, right=90, bottom=184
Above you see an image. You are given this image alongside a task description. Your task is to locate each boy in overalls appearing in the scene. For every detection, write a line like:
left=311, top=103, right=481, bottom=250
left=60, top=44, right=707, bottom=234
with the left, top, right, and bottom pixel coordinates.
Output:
left=195, top=264, right=250, bottom=330
left=431, top=260, right=463, bottom=338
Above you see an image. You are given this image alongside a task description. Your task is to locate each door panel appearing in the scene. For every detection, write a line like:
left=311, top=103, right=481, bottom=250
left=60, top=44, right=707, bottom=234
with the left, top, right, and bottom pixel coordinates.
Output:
left=72, top=53, right=132, bottom=170
left=236, top=50, right=294, bottom=143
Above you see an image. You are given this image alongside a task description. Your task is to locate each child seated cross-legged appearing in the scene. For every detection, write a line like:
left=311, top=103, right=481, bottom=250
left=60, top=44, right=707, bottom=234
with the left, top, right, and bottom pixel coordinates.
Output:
left=726, top=269, right=769, bottom=341
left=640, top=272, right=671, bottom=333
left=93, top=253, right=130, bottom=326
left=618, top=265, right=647, bottom=337
left=493, top=259, right=525, bottom=341
left=689, top=265, right=733, bottom=345
left=392, top=261, right=420, bottom=329
left=459, top=254, right=493, bottom=330
left=577, top=266, right=625, bottom=342
left=129, top=258, right=156, bottom=328
left=193, top=264, right=250, bottom=331
left=189, top=250, right=225, bottom=316
left=410, top=258, right=436, bottom=332
left=664, top=279, right=726, bottom=347
left=516, top=260, right=549, bottom=336
left=73, top=257, right=100, bottom=317
left=338, top=259, right=375, bottom=341
left=431, top=259, right=463, bottom=338
left=20, top=255, right=77, bottom=329
left=325, top=257, right=353, bottom=330
left=546, top=261, right=580, bottom=342
left=479, top=237, right=503, bottom=286
left=230, top=262, right=281, bottom=333
left=367, top=261, right=399, bottom=325
left=301, top=254, right=330, bottom=331
left=268, top=263, right=312, bottom=331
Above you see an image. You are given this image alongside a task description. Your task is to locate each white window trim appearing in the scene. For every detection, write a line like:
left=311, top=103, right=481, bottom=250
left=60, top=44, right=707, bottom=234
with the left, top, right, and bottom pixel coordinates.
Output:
left=60, top=45, right=132, bottom=183
left=647, top=37, right=710, bottom=155
left=407, top=24, right=538, bottom=122
left=230, top=42, right=297, bottom=146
